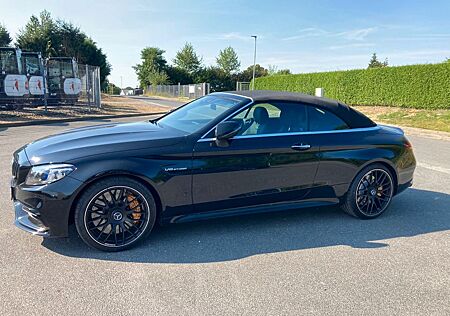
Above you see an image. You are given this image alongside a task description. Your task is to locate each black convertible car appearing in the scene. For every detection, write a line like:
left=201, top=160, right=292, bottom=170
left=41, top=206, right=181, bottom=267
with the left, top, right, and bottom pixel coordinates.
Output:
left=11, top=91, right=416, bottom=251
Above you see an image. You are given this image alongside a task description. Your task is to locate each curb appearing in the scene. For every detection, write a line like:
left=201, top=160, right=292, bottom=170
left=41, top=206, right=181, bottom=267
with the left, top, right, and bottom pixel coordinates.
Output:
left=0, top=111, right=168, bottom=128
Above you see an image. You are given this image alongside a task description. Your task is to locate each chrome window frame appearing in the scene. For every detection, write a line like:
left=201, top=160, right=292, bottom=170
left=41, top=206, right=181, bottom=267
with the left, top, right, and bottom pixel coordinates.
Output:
left=211, top=91, right=254, bottom=101
left=198, top=126, right=380, bottom=142
left=197, top=95, right=380, bottom=143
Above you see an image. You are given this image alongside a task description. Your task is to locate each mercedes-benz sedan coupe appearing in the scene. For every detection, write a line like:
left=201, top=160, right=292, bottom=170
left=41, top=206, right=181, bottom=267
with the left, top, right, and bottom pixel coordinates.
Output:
left=11, top=91, right=416, bottom=251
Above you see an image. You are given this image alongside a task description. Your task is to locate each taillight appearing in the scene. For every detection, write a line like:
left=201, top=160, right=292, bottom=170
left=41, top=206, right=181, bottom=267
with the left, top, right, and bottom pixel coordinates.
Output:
left=404, top=139, right=413, bottom=149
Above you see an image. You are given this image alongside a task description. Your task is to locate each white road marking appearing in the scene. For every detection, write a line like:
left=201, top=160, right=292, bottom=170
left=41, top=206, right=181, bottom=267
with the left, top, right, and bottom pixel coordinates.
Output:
left=417, top=162, right=450, bottom=175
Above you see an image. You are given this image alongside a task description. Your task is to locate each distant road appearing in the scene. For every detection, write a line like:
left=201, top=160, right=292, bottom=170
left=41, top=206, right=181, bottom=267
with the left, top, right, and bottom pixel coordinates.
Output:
left=127, top=95, right=185, bottom=108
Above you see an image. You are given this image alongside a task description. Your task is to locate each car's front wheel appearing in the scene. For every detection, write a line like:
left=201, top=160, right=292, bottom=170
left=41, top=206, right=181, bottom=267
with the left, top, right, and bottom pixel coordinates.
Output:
left=341, top=164, right=394, bottom=219
left=74, top=177, right=157, bottom=251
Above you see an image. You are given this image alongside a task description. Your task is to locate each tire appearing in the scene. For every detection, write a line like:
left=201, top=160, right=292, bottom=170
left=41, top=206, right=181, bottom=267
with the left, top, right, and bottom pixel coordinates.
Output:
left=74, top=177, right=157, bottom=251
left=341, top=163, right=395, bottom=219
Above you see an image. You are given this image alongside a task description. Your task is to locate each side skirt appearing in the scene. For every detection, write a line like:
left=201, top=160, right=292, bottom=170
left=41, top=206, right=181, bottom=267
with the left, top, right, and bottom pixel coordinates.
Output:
left=163, top=199, right=340, bottom=225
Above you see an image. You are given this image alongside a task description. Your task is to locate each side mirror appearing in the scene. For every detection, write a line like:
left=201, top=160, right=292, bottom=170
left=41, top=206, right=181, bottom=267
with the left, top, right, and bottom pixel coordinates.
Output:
left=214, top=121, right=242, bottom=147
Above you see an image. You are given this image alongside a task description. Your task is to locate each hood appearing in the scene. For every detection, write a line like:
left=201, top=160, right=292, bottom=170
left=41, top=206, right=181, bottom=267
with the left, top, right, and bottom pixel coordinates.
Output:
left=24, top=121, right=185, bottom=164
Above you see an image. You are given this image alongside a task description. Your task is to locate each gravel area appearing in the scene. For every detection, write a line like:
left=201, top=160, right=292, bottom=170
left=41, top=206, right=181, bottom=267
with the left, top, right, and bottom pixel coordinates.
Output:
left=0, top=95, right=171, bottom=125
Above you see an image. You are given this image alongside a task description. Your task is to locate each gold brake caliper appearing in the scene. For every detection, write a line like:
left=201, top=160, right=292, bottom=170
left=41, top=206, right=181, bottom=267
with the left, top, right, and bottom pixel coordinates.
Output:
left=127, top=194, right=142, bottom=222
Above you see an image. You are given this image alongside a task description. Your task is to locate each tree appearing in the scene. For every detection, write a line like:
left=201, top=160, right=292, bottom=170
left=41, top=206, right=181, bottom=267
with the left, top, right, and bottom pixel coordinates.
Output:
left=0, top=23, right=12, bottom=47
left=138, top=47, right=167, bottom=70
left=53, top=21, right=85, bottom=58
left=166, top=65, right=192, bottom=85
left=368, top=53, right=388, bottom=69
left=277, top=69, right=292, bottom=75
left=77, top=36, right=111, bottom=87
left=236, top=64, right=269, bottom=82
left=55, top=21, right=111, bottom=86
left=147, top=69, right=169, bottom=86
left=17, top=10, right=58, bottom=57
left=268, top=64, right=278, bottom=75
left=216, top=46, right=240, bottom=74
left=173, top=42, right=202, bottom=75
left=16, top=10, right=56, bottom=56
left=267, top=65, right=291, bottom=76
left=106, top=82, right=121, bottom=95
left=133, top=47, right=169, bottom=87
left=16, top=11, right=111, bottom=86
left=196, top=66, right=233, bottom=92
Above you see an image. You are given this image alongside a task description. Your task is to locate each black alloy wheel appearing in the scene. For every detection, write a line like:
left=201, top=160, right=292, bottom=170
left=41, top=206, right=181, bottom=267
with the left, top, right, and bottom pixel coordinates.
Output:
left=75, top=177, right=156, bottom=251
left=341, top=164, right=394, bottom=219
left=355, top=169, right=393, bottom=216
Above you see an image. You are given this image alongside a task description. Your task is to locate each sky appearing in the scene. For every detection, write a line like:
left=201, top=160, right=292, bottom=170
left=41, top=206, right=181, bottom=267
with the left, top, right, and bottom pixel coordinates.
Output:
left=1, top=0, right=450, bottom=87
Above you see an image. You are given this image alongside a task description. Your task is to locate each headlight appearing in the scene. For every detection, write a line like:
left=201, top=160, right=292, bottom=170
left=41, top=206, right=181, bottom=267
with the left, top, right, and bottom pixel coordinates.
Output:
left=25, top=164, right=76, bottom=186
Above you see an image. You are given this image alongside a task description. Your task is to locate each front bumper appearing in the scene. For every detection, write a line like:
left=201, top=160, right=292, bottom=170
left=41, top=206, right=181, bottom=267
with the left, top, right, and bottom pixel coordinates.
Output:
left=14, top=201, right=50, bottom=237
left=11, top=175, right=83, bottom=238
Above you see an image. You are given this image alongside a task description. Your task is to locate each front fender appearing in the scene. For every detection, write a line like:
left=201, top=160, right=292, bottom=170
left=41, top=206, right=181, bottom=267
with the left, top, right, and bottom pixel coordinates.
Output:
left=68, top=155, right=193, bottom=218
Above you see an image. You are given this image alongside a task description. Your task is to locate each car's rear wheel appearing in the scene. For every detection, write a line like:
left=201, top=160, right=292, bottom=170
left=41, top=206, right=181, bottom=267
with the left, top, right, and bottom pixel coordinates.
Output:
left=74, top=177, right=157, bottom=251
left=341, top=164, right=394, bottom=219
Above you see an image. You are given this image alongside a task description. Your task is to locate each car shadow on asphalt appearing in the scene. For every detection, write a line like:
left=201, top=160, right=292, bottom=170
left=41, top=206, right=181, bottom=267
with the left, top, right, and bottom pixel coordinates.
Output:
left=42, top=188, right=450, bottom=263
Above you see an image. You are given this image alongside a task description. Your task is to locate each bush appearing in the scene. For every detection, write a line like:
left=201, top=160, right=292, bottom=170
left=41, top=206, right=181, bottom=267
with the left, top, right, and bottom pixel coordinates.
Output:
left=253, top=63, right=450, bottom=109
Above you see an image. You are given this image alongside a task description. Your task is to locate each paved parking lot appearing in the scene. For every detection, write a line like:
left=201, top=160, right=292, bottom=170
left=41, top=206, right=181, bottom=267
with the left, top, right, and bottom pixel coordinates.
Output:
left=0, top=116, right=449, bottom=315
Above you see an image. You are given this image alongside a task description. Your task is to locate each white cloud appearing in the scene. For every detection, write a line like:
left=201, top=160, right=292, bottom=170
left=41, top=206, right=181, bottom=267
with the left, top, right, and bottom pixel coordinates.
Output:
left=282, top=28, right=329, bottom=41
left=188, top=32, right=261, bottom=43
left=384, top=34, right=450, bottom=41
left=383, top=49, right=450, bottom=60
left=218, top=32, right=256, bottom=41
left=328, top=43, right=376, bottom=50
left=336, top=27, right=377, bottom=41
left=256, top=48, right=450, bottom=74
left=283, top=27, right=377, bottom=41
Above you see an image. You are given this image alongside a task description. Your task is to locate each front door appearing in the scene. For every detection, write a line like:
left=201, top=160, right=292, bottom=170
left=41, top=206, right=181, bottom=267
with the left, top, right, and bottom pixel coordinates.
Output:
left=192, top=101, right=320, bottom=213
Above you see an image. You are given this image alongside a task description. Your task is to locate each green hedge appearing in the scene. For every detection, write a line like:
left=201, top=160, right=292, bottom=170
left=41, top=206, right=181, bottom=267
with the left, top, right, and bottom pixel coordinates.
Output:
left=253, top=63, right=450, bottom=109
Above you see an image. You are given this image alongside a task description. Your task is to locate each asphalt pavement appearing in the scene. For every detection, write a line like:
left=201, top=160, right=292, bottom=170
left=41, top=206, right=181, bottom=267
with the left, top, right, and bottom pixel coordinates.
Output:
left=0, top=107, right=449, bottom=315
left=128, top=95, right=185, bottom=108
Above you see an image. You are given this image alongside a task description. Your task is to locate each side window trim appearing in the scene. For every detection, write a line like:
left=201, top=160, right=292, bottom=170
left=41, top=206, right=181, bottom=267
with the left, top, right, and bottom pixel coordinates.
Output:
left=197, top=126, right=380, bottom=142
left=198, top=101, right=354, bottom=142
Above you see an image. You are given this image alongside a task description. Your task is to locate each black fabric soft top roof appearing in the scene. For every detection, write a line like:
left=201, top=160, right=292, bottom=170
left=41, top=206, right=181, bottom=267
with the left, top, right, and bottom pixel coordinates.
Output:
left=215, top=90, right=376, bottom=129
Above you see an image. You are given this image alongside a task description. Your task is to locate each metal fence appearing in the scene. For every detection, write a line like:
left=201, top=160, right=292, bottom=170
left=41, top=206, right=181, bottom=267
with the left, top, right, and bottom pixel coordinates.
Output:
left=236, top=81, right=251, bottom=91
left=78, top=64, right=101, bottom=108
left=145, top=83, right=210, bottom=99
left=0, top=57, right=101, bottom=110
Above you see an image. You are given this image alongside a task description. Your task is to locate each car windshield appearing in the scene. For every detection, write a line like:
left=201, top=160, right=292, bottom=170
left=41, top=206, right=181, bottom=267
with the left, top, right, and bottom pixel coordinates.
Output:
left=157, top=95, right=246, bottom=133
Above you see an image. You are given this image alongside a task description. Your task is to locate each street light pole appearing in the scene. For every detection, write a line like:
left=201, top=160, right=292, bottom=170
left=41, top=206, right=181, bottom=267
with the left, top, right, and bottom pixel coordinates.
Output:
left=251, top=35, right=257, bottom=90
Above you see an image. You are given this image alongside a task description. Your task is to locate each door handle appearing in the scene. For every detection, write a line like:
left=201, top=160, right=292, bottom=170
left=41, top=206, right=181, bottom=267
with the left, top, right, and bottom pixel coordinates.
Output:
left=291, top=143, right=311, bottom=151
